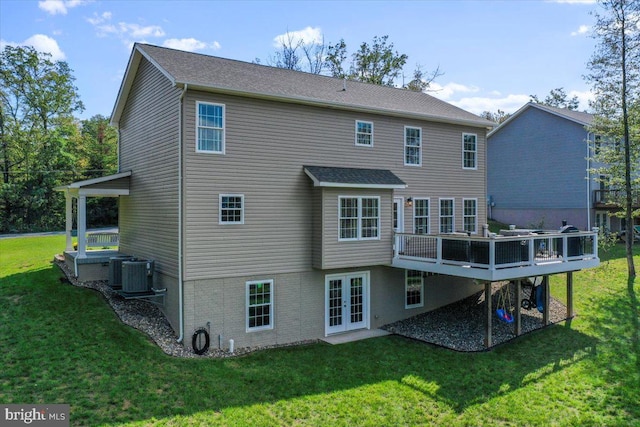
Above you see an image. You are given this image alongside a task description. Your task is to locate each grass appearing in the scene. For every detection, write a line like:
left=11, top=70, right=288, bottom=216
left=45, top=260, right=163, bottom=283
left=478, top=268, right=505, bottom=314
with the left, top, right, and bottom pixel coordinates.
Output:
left=1, top=235, right=639, bottom=426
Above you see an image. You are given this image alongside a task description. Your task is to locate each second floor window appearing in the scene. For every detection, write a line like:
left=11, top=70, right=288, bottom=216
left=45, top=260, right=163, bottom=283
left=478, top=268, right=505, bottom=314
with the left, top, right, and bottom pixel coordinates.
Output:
left=404, top=126, right=422, bottom=166
left=463, top=133, right=477, bottom=169
left=197, top=102, right=225, bottom=153
left=339, top=196, right=380, bottom=241
left=355, top=120, right=373, bottom=146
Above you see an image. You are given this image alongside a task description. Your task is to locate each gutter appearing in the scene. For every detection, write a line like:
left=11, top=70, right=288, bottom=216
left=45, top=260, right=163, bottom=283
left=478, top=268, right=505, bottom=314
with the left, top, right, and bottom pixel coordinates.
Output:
left=176, top=83, right=187, bottom=343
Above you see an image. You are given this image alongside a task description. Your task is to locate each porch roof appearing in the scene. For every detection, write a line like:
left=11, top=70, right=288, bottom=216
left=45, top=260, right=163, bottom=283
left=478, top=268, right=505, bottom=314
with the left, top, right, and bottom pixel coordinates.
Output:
left=304, top=165, right=407, bottom=189
left=55, top=171, right=131, bottom=197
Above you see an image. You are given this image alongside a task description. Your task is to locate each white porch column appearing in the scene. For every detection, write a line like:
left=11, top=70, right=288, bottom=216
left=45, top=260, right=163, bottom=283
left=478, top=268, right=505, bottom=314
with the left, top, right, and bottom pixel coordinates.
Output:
left=64, top=191, right=74, bottom=251
left=77, top=194, right=87, bottom=258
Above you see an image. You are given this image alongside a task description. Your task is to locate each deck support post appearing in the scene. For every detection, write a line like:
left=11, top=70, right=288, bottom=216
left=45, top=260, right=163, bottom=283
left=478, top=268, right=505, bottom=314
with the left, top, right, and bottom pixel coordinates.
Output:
left=484, top=281, right=492, bottom=349
left=515, top=279, right=522, bottom=336
left=77, top=194, right=87, bottom=259
left=64, top=191, right=74, bottom=252
left=566, top=272, right=574, bottom=319
left=542, top=275, right=550, bottom=326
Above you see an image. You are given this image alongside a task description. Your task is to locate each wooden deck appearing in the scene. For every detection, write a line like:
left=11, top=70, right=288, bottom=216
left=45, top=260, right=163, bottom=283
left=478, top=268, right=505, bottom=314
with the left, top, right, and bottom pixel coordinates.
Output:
left=392, top=230, right=600, bottom=282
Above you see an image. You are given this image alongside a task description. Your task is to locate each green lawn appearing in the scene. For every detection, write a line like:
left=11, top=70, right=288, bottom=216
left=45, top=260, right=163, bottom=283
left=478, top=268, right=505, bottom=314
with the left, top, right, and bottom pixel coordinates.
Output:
left=1, top=235, right=638, bottom=426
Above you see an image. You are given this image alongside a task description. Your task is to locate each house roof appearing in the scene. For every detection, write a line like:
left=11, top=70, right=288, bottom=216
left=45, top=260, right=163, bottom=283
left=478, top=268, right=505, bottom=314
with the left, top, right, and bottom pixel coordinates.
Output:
left=304, top=166, right=407, bottom=189
left=488, top=102, right=594, bottom=138
left=111, top=43, right=495, bottom=129
left=55, top=171, right=131, bottom=197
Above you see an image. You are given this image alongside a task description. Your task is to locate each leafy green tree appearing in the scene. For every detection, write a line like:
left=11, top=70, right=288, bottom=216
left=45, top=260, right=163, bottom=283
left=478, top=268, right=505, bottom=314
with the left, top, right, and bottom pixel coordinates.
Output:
left=0, top=45, right=83, bottom=232
left=586, top=0, right=639, bottom=278
left=530, top=87, right=580, bottom=110
left=349, top=35, right=408, bottom=86
left=479, top=109, right=510, bottom=124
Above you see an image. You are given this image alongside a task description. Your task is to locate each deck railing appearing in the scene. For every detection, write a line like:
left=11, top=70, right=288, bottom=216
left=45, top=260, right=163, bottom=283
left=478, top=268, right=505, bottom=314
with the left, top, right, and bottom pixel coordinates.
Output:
left=393, top=231, right=599, bottom=281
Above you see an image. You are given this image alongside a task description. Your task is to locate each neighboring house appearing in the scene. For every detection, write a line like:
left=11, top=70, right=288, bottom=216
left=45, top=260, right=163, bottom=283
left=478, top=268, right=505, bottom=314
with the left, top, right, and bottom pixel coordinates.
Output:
left=57, top=45, right=599, bottom=351
left=487, top=102, right=627, bottom=232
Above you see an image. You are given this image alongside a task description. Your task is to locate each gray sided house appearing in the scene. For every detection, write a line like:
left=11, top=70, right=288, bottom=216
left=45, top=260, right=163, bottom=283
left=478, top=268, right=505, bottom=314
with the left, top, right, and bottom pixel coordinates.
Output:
left=487, top=103, right=611, bottom=231
left=58, top=44, right=601, bottom=352
left=109, top=43, right=494, bottom=349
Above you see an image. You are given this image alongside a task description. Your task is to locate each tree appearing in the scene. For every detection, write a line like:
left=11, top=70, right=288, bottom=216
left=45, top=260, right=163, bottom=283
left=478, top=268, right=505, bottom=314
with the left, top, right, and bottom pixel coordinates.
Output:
left=530, top=87, right=580, bottom=110
left=0, top=45, right=84, bottom=232
left=586, top=0, right=639, bottom=278
left=261, top=30, right=327, bottom=74
left=349, top=35, right=408, bottom=86
left=403, top=64, right=443, bottom=93
left=479, top=109, right=510, bottom=124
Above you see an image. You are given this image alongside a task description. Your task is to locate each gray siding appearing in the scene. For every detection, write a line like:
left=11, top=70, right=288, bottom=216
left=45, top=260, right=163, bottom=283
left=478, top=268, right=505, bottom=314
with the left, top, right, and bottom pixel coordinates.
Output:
left=488, top=107, right=590, bottom=230
left=118, top=58, right=181, bottom=278
left=83, top=176, right=130, bottom=191
left=182, top=90, right=487, bottom=280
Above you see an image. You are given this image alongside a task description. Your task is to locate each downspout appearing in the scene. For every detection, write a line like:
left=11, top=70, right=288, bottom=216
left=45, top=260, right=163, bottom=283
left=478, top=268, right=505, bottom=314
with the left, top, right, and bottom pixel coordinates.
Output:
left=586, top=132, right=592, bottom=230
left=177, top=83, right=187, bottom=343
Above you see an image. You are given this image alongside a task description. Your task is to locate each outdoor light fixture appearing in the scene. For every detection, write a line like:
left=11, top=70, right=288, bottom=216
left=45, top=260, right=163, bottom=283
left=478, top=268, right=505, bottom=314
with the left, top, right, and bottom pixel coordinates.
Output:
left=405, top=197, right=413, bottom=207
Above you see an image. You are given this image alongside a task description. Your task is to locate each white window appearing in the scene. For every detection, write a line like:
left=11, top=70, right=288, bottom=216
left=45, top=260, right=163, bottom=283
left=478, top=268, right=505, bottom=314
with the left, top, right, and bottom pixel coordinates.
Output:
left=439, top=198, right=454, bottom=233
left=413, top=198, right=430, bottom=234
left=339, top=196, right=380, bottom=241
left=463, top=198, right=477, bottom=234
left=463, top=133, right=477, bottom=169
left=404, top=126, right=422, bottom=166
left=219, top=194, right=244, bottom=224
left=197, top=101, right=225, bottom=153
left=405, top=270, right=424, bottom=309
left=355, top=120, right=373, bottom=146
left=246, top=280, right=273, bottom=332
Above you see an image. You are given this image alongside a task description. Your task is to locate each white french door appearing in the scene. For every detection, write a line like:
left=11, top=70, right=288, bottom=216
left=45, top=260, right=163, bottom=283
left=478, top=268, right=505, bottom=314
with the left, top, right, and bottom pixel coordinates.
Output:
left=325, top=272, right=369, bottom=335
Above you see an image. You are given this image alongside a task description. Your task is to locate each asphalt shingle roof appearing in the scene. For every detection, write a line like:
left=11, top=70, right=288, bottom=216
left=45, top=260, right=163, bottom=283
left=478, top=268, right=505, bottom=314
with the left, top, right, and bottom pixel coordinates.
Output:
left=304, top=166, right=407, bottom=189
left=130, top=43, right=494, bottom=128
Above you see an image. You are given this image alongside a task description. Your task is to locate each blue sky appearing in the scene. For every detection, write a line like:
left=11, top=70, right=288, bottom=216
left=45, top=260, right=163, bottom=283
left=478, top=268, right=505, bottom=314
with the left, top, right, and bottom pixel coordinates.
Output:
left=1, top=0, right=599, bottom=119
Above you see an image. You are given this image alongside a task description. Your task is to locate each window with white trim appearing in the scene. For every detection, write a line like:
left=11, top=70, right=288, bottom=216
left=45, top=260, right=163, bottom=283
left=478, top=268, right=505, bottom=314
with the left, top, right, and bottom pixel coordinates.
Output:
left=463, top=198, right=477, bottom=234
left=219, top=194, right=244, bottom=224
left=339, top=196, right=380, bottom=241
left=197, top=102, right=225, bottom=153
left=404, top=126, right=422, bottom=166
left=405, top=270, right=424, bottom=309
left=463, top=133, right=477, bottom=169
left=439, top=198, right=454, bottom=233
left=246, top=280, right=273, bottom=331
left=413, top=198, right=430, bottom=234
left=355, top=120, right=373, bottom=146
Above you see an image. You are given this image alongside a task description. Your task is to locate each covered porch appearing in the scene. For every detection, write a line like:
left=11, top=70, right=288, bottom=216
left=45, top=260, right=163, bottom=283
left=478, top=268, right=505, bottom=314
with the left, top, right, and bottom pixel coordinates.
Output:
left=55, top=171, right=131, bottom=280
left=392, top=229, right=600, bottom=348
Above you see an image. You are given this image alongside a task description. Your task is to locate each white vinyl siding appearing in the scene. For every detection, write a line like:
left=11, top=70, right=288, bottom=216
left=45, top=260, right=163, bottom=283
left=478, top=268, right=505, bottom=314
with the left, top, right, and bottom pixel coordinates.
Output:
left=246, top=279, right=274, bottom=332
left=413, top=198, right=430, bottom=234
left=405, top=270, right=424, bottom=309
left=339, top=196, right=380, bottom=241
left=404, top=126, right=422, bottom=166
left=196, top=101, right=225, bottom=153
left=463, top=198, right=478, bottom=234
left=463, top=133, right=477, bottom=169
left=439, top=198, right=455, bottom=233
left=355, top=120, right=373, bottom=146
left=219, top=194, right=244, bottom=224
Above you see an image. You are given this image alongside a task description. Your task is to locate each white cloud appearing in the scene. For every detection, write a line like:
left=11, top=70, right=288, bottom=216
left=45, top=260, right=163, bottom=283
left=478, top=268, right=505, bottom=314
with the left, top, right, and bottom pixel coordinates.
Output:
left=87, top=12, right=166, bottom=46
left=0, top=34, right=66, bottom=61
left=38, top=0, right=89, bottom=15
left=273, top=26, right=323, bottom=47
left=428, top=82, right=480, bottom=100
left=118, top=23, right=165, bottom=38
left=163, top=38, right=221, bottom=52
left=571, top=25, right=590, bottom=36
left=449, top=94, right=531, bottom=115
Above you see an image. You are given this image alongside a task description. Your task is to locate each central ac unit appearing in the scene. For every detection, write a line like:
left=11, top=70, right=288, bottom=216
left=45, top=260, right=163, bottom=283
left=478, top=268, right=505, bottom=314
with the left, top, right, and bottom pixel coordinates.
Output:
left=122, top=260, right=154, bottom=294
left=108, top=256, right=134, bottom=289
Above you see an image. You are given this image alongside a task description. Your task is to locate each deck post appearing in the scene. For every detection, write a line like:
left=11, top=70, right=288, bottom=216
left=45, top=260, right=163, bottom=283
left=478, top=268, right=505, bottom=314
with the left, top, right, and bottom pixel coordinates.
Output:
left=484, top=281, right=492, bottom=349
left=77, top=194, right=87, bottom=258
left=566, top=272, right=574, bottom=319
left=515, top=279, right=522, bottom=336
left=542, top=275, right=550, bottom=326
left=64, top=191, right=73, bottom=252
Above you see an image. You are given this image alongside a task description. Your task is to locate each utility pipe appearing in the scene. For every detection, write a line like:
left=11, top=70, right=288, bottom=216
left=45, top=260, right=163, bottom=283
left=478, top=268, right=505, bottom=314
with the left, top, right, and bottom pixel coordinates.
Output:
left=176, top=83, right=188, bottom=344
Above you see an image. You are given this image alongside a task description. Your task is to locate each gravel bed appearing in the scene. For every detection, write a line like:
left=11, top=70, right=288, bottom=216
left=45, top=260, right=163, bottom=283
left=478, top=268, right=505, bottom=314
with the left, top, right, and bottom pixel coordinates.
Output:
left=55, top=258, right=316, bottom=358
left=382, top=281, right=569, bottom=351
